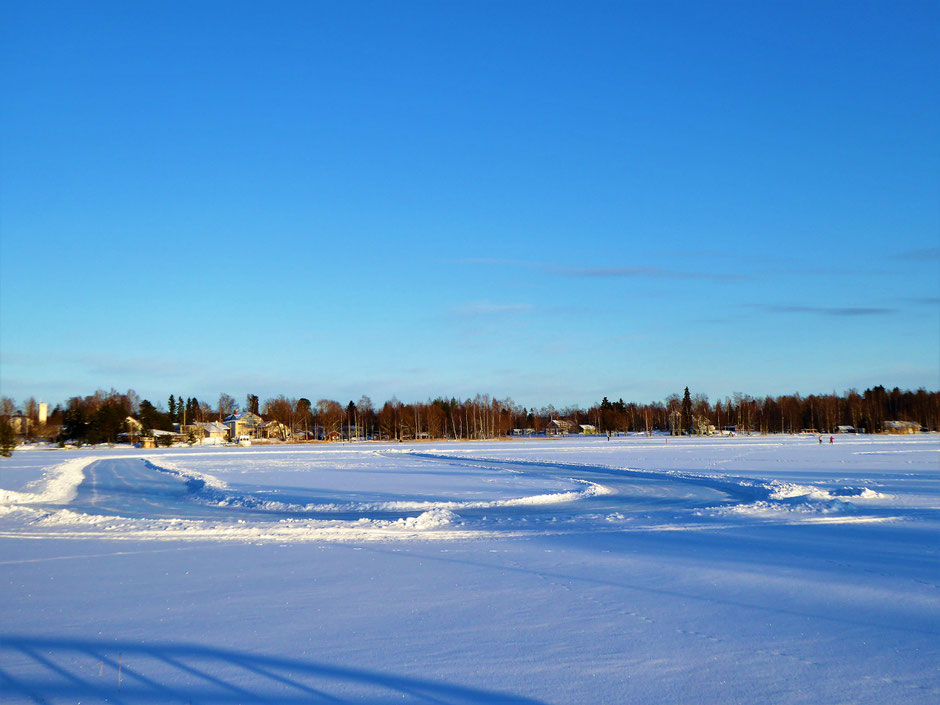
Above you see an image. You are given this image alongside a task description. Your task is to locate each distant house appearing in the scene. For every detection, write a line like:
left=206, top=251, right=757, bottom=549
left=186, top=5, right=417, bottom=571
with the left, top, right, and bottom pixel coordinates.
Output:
left=884, top=420, right=921, bottom=434
left=264, top=420, right=291, bottom=440
left=224, top=411, right=264, bottom=439
left=837, top=425, right=856, bottom=434
left=290, top=426, right=324, bottom=441
left=202, top=421, right=229, bottom=438
left=546, top=419, right=571, bottom=436
left=117, top=417, right=146, bottom=443
left=152, top=429, right=181, bottom=444
left=342, top=425, right=364, bottom=441
left=579, top=424, right=597, bottom=435
left=181, top=421, right=229, bottom=443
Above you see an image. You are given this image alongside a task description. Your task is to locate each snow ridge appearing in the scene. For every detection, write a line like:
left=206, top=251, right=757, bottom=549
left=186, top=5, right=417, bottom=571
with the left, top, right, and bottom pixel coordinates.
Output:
left=141, top=457, right=609, bottom=515
left=0, top=456, right=100, bottom=507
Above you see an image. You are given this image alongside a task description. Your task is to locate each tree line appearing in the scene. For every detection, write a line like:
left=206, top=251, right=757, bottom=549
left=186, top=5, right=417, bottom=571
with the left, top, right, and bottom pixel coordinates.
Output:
left=2, top=384, right=937, bottom=448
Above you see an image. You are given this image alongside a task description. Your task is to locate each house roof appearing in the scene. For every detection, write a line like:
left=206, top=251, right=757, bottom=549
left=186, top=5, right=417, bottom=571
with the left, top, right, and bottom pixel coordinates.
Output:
left=198, top=421, right=229, bottom=434
left=224, top=411, right=263, bottom=424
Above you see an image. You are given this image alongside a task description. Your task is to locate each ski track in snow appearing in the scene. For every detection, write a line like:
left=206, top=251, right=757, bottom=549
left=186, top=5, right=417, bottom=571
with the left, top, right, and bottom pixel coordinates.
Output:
left=0, top=442, right=913, bottom=544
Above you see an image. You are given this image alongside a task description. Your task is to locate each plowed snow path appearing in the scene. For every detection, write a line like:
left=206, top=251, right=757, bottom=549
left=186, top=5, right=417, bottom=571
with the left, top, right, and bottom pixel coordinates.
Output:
left=0, top=449, right=877, bottom=542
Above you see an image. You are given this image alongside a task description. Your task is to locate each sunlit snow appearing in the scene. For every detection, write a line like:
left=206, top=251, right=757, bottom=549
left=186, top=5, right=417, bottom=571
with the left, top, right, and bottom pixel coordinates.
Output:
left=1, top=434, right=937, bottom=703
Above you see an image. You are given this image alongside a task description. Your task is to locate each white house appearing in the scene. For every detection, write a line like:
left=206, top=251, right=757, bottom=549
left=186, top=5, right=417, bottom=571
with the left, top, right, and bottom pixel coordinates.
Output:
left=546, top=419, right=571, bottom=436
left=224, top=411, right=264, bottom=439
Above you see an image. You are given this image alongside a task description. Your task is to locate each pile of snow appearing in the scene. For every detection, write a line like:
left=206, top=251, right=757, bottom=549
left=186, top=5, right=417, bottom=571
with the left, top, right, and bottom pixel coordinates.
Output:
left=765, top=482, right=889, bottom=502
left=767, top=482, right=835, bottom=500
left=856, top=487, right=889, bottom=499
left=395, top=508, right=459, bottom=530
left=765, top=481, right=891, bottom=503
left=700, top=480, right=894, bottom=521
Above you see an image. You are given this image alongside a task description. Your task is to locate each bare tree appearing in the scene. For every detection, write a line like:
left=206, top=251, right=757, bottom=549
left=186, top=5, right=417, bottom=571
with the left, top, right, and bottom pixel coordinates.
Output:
left=316, top=399, right=344, bottom=438
left=218, top=393, right=236, bottom=420
left=296, top=398, right=312, bottom=439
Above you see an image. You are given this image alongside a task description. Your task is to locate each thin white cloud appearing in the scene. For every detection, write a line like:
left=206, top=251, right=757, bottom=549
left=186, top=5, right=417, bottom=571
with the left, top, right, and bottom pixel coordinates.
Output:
left=452, top=302, right=534, bottom=315
left=758, top=304, right=896, bottom=317
left=891, top=247, right=940, bottom=261
left=559, top=266, right=749, bottom=281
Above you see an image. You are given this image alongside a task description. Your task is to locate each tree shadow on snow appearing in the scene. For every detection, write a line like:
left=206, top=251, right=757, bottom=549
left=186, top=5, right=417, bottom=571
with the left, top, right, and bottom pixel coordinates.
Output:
left=0, top=635, right=546, bottom=705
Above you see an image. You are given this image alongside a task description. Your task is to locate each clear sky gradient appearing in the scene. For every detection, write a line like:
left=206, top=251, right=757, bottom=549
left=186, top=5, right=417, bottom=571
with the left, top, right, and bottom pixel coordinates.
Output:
left=2, top=1, right=938, bottom=410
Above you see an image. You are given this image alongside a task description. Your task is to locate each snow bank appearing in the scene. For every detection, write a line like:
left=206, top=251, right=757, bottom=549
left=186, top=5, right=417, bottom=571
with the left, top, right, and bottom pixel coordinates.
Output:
left=142, top=457, right=230, bottom=492
left=766, top=481, right=890, bottom=501
left=0, top=456, right=99, bottom=506
left=396, top=508, right=459, bottom=529
left=0, top=508, right=489, bottom=543
left=699, top=480, right=894, bottom=521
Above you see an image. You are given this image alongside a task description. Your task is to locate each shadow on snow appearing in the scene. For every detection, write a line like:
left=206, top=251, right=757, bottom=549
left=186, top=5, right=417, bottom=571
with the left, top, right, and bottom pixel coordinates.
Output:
left=0, top=635, right=546, bottom=705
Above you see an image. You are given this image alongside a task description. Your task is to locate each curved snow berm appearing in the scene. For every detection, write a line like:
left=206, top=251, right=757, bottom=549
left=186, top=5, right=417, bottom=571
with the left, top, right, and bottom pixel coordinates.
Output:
left=0, top=455, right=102, bottom=508
left=144, top=456, right=611, bottom=514
left=407, top=449, right=902, bottom=526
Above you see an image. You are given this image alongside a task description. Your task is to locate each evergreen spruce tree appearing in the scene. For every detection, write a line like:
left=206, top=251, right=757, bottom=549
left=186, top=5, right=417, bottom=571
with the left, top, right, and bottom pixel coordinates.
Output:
left=681, top=387, right=693, bottom=436
left=0, top=421, right=15, bottom=456
left=168, top=395, right=176, bottom=423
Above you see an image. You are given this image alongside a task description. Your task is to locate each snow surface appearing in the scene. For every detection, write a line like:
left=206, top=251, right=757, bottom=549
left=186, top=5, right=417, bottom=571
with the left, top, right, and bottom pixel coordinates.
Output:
left=1, top=435, right=937, bottom=703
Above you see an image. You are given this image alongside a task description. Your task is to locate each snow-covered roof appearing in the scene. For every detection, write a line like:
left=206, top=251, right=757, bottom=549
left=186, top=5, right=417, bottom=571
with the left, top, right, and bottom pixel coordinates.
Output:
left=884, top=420, right=920, bottom=430
left=197, top=421, right=228, bottom=434
left=225, top=411, right=263, bottom=424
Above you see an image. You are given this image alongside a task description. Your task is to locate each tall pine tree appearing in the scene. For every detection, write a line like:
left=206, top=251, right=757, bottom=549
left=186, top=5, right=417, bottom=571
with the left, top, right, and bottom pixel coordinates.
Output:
left=681, top=387, right=693, bottom=435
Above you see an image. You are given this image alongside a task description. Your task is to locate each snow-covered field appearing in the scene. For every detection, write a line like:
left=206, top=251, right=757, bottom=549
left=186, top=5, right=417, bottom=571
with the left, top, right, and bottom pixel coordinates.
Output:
left=1, top=435, right=937, bottom=703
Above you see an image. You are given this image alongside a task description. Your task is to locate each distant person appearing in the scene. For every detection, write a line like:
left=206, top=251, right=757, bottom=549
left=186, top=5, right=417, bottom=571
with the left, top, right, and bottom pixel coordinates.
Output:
left=818, top=435, right=823, bottom=444
left=829, top=436, right=834, bottom=444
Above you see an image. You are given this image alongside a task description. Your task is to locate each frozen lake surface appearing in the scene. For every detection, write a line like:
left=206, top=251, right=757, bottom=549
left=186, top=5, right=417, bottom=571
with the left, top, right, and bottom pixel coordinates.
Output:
left=1, top=435, right=938, bottom=703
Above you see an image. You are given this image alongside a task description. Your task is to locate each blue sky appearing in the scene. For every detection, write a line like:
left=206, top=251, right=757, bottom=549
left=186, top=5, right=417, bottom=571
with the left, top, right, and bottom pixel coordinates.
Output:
left=2, top=0, right=938, bottom=410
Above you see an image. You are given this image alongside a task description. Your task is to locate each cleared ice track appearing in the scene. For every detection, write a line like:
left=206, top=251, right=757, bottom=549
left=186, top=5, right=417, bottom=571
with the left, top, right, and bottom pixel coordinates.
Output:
left=1, top=449, right=872, bottom=542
